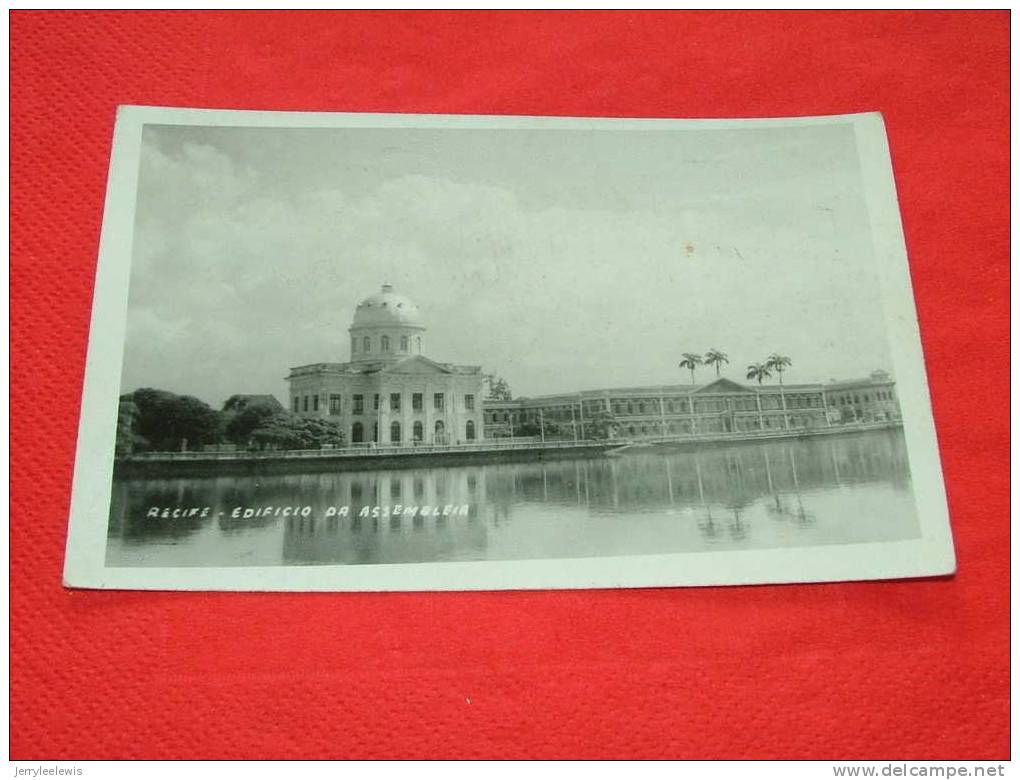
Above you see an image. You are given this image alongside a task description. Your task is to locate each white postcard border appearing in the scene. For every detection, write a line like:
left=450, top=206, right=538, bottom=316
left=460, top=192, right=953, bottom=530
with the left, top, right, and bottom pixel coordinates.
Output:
left=62, top=106, right=955, bottom=591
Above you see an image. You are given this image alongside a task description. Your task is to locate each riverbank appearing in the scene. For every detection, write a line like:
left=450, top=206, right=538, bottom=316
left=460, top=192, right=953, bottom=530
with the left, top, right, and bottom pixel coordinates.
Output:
left=114, top=439, right=620, bottom=478
left=615, top=420, right=903, bottom=452
left=114, top=421, right=902, bottom=478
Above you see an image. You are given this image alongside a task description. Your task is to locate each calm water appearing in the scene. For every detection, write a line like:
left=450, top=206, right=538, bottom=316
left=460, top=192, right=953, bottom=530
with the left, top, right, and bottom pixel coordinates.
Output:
left=106, top=429, right=920, bottom=567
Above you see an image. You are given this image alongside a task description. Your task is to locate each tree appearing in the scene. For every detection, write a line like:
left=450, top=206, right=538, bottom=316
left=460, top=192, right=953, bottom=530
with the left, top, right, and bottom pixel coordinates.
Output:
left=517, top=417, right=572, bottom=440
left=249, top=414, right=345, bottom=450
left=115, top=395, right=147, bottom=456
left=130, top=388, right=224, bottom=452
left=484, top=372, right=512, bottom=400
left=766, top=354, right=793, bottom=430
left=746, top=363, right=772, bottom=385
left=678, top=353, right=703, bottom=385
left=703, top=348, right=729, bottom=377
left=225, top=401, right=281, bottom=446
left=223, top=395, right=252, bottom=414
left=766, top=354, right=792, bottom=385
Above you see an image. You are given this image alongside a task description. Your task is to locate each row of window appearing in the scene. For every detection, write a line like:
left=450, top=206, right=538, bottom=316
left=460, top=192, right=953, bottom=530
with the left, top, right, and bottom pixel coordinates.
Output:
left=831, top=390, right=895, bottom=406
left=352, top=334, right=422, bottom=355
left=482, top=395, right=822, bottom=423
left=620, top=414, right=818, bottom=437
left=294, top=393, right=475, bottom=415
left=350, top=419, right=476, bottom=443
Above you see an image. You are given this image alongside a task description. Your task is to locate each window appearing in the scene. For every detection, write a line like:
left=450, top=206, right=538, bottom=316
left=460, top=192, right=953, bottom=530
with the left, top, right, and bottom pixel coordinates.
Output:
left=363, top=336, right=370, bottom=353
left=412, top=392, right=423, bottom=412
left=351, top=336, right=357, bottom=354
left=434, top=420, right=446, bottom=441
left=465, top=394, right=475, bottom=411
left=434, top=393, right=445, bottom=411
left=413, top=421, right=423, bottom=441
left=293, top=397, right=300, bottom=412
left=466, top=420, right=476, bottom=440
left=373, top=394, right=380, bottom=411
left=372, top=422, right=379, bottom=442
left=390, top=393, right=401, bottom=412
left=381, top=335, right=390, bottom=352
left=415, top=336, right=422, bottom=353
left=329, top=394, right=342, bottom=415
left=351, top=422, right=363, bottom=443
left=400, top=335, right=409, bottom=352
left=313, top=395, right=319, bottom=412
left=390, top=421, right=401, bottom=443
left=353, top=394, right=364, bottom=414
left=303, top=396, right=309, bottom=412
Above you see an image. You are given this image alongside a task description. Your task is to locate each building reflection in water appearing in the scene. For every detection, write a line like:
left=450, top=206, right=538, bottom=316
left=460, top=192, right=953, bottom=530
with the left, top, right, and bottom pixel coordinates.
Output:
left=107, top=429, right=918, bottom=567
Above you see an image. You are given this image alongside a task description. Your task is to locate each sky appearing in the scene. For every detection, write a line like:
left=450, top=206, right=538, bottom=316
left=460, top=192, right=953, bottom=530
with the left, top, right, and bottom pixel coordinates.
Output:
left=121, top=120, right=895, bottom=408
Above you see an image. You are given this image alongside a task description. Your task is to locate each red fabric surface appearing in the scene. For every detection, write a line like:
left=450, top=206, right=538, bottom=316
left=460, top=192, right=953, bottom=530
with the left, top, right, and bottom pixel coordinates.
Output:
left=10, top=11, right=1009, bottom=759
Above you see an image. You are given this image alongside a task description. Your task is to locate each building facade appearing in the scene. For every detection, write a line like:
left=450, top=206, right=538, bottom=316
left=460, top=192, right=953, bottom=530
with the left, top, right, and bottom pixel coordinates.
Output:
left=483, top=372, right=901, bottom=441
left=287, top=285, right=485, bottom=446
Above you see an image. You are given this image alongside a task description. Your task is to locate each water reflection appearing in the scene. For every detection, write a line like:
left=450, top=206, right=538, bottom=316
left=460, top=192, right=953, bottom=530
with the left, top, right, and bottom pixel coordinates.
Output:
left=106, top=430, right=919, bottom=567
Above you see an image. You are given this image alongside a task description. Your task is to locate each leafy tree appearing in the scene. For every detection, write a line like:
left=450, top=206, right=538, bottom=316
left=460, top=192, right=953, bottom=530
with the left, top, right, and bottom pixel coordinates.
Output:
left=517, top=418, right=572, bottom=439
left=222, top=395, right=252, bottom=414
left=224, top=401, right=281, bottom=446
left=250, top=414, right=345, bottom=450
left=130, top=388, right=224, bottom=452
left=703, top=348, right=729, bottom=377
left=678, top=353, right=703, bottom=385
left=484, top=373, right=512, bottom=400
left=115, top=395, right=147, bottom=455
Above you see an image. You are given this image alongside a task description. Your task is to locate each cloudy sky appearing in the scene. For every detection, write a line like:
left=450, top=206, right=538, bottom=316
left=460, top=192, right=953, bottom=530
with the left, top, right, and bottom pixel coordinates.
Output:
left=122, top=119, right=894, bottom=407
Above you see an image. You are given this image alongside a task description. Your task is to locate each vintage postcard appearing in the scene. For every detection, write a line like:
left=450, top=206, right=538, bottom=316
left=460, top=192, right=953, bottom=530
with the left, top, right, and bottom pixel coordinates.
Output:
left=63, top=107, right=955, bottom=590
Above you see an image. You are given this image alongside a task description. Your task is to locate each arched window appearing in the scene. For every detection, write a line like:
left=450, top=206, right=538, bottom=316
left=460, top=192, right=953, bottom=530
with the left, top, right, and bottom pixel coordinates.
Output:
left=413, top=421, right=423, bottom=442
left=416, top=336, right=422, bottom=353
left=372, top=422, right=378, bottom=442
left=381, top=335, right=390, bottom=352
left=351, top=422, right=363, bottom=443
left=390, top=421, right=401, bottom=443
left=466, top=420, right=476, bottom=441
left=363, top=336, right=370, bottom=353
left=400, top=335, right=409, bottom=352
left=434, top=420, right=445, bottom=444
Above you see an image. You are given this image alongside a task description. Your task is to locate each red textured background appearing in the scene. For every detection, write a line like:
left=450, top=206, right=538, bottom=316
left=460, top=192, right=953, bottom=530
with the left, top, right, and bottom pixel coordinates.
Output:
left=10, top=11, right=1010, bottom=759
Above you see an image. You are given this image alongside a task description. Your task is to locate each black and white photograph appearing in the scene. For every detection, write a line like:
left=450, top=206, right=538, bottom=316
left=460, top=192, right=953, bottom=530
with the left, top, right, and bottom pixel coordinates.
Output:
left=63, top=107, right=954, bottom=590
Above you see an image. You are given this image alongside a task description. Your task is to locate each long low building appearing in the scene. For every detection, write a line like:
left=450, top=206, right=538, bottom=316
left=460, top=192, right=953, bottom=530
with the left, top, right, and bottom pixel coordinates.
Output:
left=483, top=371, right=901, bottom=440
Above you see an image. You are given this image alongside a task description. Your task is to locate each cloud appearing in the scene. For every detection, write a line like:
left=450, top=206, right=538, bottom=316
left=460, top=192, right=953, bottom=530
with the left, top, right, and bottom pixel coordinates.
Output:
left=121, top=126, right=894, bottom=407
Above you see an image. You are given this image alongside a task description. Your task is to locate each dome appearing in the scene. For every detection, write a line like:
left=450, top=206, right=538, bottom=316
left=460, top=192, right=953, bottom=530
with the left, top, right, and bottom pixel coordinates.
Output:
left=350, top=284, right=425, bottom=330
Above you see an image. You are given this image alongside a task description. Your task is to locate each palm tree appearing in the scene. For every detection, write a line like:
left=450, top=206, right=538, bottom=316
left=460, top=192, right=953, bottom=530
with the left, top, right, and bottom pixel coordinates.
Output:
left=767, top=354, right=792, bottom=429
left=746, top=363, right=771, bottom=431
left=766, top=354, right=792, bottom=385
left=746, top=362, right=771, bottom=385
left=703, top=348, right=729, bottom=377
left=678, top=353, right=703, bottom=385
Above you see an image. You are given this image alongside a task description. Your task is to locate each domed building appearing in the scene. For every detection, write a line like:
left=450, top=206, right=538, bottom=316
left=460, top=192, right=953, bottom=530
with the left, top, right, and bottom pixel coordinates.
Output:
left=287, top=284, right=484, bottom=446
left=348, top=284, right=427, bottom=363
